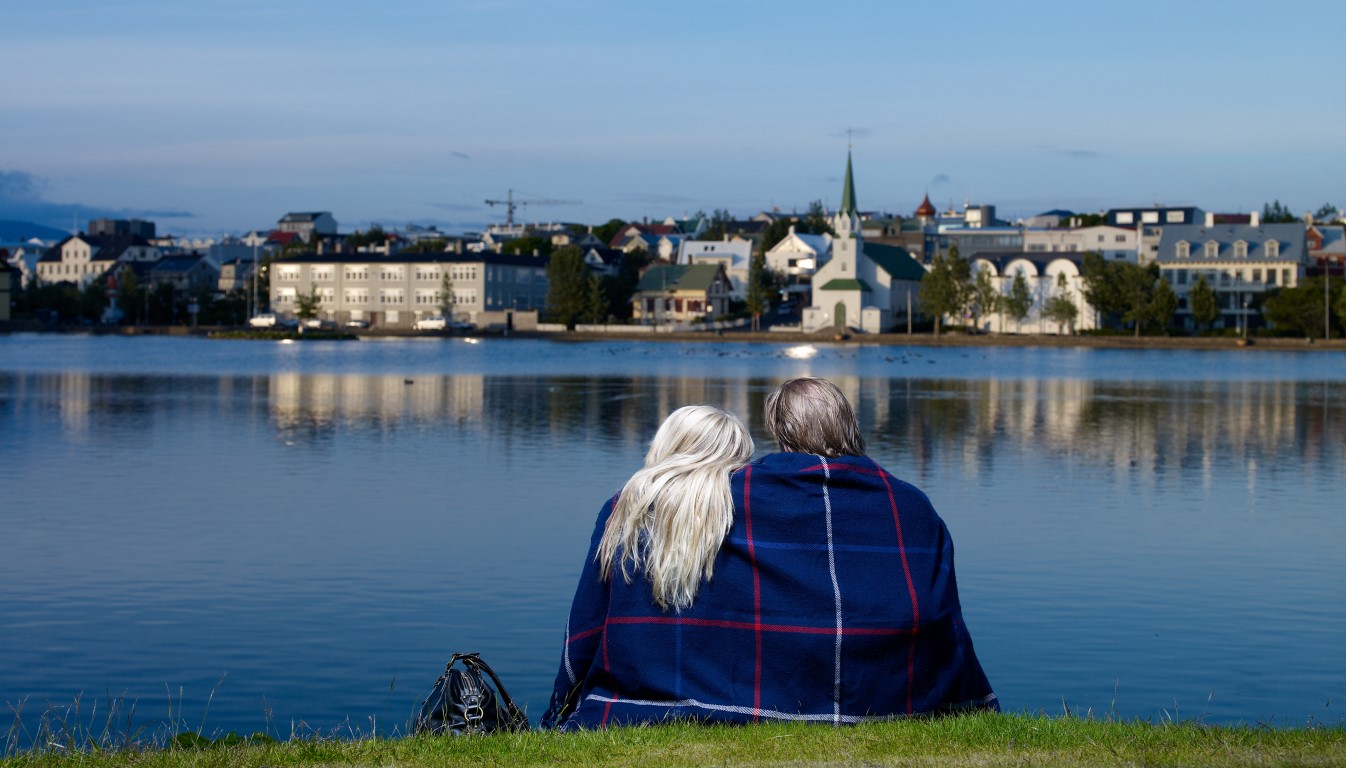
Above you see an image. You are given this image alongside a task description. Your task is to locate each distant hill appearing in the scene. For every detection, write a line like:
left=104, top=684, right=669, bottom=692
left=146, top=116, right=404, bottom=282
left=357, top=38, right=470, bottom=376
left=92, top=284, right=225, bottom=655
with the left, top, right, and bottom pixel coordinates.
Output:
left=0, top=219, right=69, bottom=242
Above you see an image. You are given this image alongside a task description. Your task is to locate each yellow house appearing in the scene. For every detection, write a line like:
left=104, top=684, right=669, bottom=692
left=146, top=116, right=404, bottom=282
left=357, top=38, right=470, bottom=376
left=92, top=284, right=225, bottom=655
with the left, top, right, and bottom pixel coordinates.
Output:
left=632, top=264, right=732, bottom=324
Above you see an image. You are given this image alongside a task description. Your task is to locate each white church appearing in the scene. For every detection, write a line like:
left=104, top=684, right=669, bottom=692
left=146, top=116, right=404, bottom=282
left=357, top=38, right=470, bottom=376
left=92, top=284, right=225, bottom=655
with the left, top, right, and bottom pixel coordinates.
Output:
left=800, top=153, right=926, bottom=333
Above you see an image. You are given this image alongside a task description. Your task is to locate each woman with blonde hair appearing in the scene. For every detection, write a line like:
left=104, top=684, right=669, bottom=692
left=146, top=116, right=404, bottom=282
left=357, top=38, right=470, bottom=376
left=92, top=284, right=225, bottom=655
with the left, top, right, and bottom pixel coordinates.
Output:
left=542, top=405, right=753, bottom=725
left=596, top=404, right=755, bottom=612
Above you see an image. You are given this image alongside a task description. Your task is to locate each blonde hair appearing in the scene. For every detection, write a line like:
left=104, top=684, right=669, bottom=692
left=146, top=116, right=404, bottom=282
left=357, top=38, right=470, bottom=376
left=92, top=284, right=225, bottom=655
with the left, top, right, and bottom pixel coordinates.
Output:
left=597, top=405, right=755, bottom=611
left=765, top=377, right=866, bottom=457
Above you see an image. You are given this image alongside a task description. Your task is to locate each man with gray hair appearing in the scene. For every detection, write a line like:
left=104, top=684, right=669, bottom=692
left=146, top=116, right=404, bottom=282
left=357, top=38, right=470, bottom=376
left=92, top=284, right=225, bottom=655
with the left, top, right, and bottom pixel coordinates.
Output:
left=727, top=376, right=998, bottom=721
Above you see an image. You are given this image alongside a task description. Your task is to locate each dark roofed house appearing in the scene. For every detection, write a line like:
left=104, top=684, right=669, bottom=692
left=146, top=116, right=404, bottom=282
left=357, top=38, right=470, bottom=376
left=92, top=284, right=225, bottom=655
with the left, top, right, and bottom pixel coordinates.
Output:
left=149, top=254, right=220, bottom=297
left=0, top=259, right=14, bottom=322
left=277, top=212, right=337, bottom=242
left=632, top=263, right=731, bottom=324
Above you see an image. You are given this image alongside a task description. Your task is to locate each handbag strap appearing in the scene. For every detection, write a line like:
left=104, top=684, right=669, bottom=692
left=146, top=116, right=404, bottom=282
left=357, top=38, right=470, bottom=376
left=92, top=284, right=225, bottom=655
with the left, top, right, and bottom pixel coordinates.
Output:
left=452, top=652, right=528, bottom=728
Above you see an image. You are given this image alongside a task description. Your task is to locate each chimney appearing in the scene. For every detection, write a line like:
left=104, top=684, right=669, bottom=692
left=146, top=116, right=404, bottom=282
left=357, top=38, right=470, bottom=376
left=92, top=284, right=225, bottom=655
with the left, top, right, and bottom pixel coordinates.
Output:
left=1250, top=210, right=1261, bottom=227
left=1204, top=212, right=1215, bottom=228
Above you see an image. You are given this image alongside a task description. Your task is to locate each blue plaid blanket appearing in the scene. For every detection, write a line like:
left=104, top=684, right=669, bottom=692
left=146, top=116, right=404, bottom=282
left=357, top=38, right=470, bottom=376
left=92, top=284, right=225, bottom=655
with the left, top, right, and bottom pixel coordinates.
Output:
left=541, top=451, right=997, bottom=729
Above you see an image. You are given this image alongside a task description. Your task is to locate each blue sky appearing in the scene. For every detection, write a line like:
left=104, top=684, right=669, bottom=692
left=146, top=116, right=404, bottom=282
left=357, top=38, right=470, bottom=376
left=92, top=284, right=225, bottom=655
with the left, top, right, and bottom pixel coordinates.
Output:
left=2, top=0, right=1342, bottom=236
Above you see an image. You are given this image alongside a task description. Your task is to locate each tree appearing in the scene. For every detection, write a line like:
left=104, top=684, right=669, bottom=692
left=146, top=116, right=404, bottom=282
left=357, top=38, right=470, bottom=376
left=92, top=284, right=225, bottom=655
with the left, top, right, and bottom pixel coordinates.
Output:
left=546, top=245, right=591, bottom=330
left=1002, top=272, right=1034, bottom=330
left=1261, top=200, right=1297, bottom=224
left=1314, top=203, right=1340, bottom=223
left=346, top=225, right=388, bottom=249
left=968, top=267, right=1000, bottom=333
left=1080, top=252, right=1124, bottom=319
left=1042, top=274, right=1079, bottom=335
left=439, top=270, right=454, bottom=317
left=501, top=236, right=552, bottom=257
left=802, top=200, right=834, bottom=235
left=591, top=219, right=627, bottom=247
left=584, top=275, right=608, bottom=324
left=1264, top=277, right=1342, bottom=338
left=745, top=251, right=771, bottom=330
left=1188, top=274, right=1220, bottom=331
left=700, top=209, right=733, bottom=241
left=116, top=265, right=144, bottom=325
left=294, top=286, right=321, bottom=322
left=1145, top=279, right=1178, bottom=335
left=918, top=246, right=970, bottom=335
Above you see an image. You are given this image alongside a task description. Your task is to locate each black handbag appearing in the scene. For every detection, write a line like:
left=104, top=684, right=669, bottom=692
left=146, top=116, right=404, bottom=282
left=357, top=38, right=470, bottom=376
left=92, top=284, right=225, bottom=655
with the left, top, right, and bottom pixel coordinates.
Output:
left=413, top=652, right=530, bottom=735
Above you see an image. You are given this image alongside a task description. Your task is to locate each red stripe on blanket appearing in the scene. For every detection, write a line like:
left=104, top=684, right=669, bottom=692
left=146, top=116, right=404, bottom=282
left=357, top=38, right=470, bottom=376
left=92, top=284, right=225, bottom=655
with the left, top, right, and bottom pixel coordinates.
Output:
left=605, top=615, right=913, bottom=636
left=743, top=465, right=762, bottom=721
left=877, top=463, right=920, bottom=715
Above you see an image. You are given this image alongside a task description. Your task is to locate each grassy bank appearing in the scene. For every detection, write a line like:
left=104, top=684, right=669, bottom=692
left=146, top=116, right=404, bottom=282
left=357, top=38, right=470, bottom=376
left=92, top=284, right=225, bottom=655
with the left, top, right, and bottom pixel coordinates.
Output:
left=6, top=714, right=1345, bottom=768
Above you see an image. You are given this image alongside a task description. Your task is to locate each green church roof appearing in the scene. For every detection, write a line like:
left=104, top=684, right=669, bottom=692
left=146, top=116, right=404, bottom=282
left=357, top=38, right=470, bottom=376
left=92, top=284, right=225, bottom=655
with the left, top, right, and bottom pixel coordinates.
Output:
left=864, top=242, right=925, bottom=281
left=818, top=277, right=872, bottom=292
left=840, top=151, right=857, bottom=215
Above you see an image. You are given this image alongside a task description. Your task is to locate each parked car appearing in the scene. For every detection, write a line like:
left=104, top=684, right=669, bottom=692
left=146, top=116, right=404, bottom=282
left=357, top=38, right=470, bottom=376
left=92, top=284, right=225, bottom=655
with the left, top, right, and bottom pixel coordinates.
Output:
left=414, top=315, right=448, bottom=331
left=302, top=318, right=333, bottom=330
left=450, top=320, right=475, bottom=330
left=249, top=313, right=279, bottom=328
left=344, top=319, right=370, bottom=329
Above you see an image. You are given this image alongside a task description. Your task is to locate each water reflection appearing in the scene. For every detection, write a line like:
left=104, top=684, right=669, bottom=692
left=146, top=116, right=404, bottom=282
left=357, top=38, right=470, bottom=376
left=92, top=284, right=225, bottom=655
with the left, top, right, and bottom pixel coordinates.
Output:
left=9, top=372, right=1345, bottom=480
left=2, top=368, right=1344, bottom=732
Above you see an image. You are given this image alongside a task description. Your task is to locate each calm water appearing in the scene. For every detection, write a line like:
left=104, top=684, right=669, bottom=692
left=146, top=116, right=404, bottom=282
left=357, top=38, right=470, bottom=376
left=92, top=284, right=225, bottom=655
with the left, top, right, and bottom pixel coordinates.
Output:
left=1, top=334, right=1344, bottom=739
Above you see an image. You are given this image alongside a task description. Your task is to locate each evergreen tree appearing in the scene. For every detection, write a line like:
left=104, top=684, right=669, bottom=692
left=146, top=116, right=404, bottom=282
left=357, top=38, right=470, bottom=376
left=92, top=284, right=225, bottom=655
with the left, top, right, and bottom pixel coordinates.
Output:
left=546, top=245, right=590, bottom=329
left=295, top=286, right=321, bottom=322
left=1188, top=274, right=1220, bottom=331
left=1002, top=271, right=1034, bottom=330
left=745, top=251, right=771, bottom=330
left=918, top=246, right=970, bottom=335
left=968, top=268, right=1000, bottom=332
left=439, top=270, right=454, bottom=317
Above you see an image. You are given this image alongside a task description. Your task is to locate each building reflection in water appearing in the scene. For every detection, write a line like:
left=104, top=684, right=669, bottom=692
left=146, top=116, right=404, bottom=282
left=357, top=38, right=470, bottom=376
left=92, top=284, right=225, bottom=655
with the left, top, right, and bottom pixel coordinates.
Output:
left=10, top=370, right=1343, bottom=480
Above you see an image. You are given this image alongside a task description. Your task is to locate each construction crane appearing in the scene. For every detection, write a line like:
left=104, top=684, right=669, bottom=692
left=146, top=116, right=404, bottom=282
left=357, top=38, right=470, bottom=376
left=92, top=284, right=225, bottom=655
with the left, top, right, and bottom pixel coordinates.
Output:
left=484, top=189, right=581, bottom=227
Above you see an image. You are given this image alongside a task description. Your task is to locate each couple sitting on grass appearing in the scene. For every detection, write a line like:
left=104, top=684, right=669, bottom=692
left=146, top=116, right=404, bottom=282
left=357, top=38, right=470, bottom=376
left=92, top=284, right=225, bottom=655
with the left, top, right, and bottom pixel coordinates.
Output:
left=542, top=377, right=997, bottom=729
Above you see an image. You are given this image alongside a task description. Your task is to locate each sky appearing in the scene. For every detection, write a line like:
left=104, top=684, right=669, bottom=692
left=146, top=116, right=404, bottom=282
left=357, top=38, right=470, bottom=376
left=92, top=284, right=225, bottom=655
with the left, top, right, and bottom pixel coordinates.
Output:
left=2, top=0, right=1343, bottom=237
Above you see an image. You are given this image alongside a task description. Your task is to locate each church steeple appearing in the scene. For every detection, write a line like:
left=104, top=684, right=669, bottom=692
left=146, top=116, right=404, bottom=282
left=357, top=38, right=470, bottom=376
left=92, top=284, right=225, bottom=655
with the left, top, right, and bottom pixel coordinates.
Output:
left=833, top=149, right=861, bottom=238
left=840, top=150, right=858, bottom=216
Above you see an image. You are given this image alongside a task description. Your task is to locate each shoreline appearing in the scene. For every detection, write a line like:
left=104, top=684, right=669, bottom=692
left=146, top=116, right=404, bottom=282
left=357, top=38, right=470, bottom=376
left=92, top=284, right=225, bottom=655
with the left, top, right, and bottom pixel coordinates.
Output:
left=5, top=320, right=1346, bottom=353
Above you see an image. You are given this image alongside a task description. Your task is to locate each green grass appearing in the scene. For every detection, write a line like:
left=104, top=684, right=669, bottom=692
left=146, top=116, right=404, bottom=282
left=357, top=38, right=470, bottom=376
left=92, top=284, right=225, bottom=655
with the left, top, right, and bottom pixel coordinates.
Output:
left=5, top=714, right=1345, bottom=768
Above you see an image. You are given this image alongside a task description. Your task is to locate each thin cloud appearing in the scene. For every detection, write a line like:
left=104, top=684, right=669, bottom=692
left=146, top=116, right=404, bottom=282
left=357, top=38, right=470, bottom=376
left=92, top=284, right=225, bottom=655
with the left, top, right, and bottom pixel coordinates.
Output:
left=0, top=168, right=192, bottom=230
left=930, top=174, right=953, bottom=187
left=1040, top=146, right=1103, bottom=159
left=450, top=152, right=471, bottom=160
left=425, top=202, right=482, bottom=213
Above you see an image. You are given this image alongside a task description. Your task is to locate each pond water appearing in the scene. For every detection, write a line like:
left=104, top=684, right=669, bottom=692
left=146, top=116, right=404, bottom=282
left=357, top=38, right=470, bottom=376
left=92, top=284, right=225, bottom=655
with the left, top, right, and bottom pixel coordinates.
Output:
left=1, top=334, right=1344, bottom=740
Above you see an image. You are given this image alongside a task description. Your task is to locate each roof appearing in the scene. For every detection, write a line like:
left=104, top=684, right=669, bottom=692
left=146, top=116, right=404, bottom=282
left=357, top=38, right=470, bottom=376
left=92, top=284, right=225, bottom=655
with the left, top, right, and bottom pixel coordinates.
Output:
left=968, top=251, right=1074, bottom=273
left=271, top=251, right=551, bottom=267
left=280, top=212, right=330, bottom=223
left=1156, top=222, right=1306, bottom=262
left=636, top=264, right=725, bottom=293
left=840, top=151, right=858, bottom=215
left=818, top=278, right=873, bottom=292
left=38, top=234, right=152, bottom=263
left=150, top=255, right=210, bottom=274
left=266, top=230, right=302, bottom=245
left=864, top=243, right=925, bottom=281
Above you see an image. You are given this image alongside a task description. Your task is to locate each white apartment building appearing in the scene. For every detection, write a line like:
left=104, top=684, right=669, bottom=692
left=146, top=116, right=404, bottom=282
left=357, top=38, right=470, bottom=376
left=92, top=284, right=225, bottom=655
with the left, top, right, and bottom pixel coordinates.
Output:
left=1022, top=225, right=1139, bottom=262
left=268, top=252, right=548, bottom=328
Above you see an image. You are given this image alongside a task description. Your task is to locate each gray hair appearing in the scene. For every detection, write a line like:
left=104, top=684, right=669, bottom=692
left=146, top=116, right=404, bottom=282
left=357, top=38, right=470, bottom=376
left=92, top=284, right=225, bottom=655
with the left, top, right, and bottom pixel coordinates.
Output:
left=764, top=377, right=865, bottom=457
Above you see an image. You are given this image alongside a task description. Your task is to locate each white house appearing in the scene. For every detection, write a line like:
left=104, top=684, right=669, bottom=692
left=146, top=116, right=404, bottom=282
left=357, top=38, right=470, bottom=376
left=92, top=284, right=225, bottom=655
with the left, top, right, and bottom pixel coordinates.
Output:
left=36, top=234, right=161, bottom=288
left=677, top=238, right=753, bottom=298
left=277, top=212, right=338, bottom=242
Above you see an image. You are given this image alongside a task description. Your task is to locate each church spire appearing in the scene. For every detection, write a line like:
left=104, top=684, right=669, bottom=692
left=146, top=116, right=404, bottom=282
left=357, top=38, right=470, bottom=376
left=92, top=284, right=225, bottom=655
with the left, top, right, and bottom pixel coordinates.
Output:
left=840, top=150, right=858, bottom=216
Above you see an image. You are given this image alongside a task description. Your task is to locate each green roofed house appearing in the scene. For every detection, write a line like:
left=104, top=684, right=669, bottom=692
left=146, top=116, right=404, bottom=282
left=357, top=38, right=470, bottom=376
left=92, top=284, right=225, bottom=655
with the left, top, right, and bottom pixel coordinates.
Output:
left=801, top=151, right=925, bottom=333
left=632, top=263, right=732, bottom=324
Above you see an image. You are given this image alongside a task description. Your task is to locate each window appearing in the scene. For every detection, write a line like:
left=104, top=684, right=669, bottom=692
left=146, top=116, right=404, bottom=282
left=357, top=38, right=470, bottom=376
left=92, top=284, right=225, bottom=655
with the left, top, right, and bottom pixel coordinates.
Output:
left=1166, top=211, right=1185, bottom=223
left=1117, top=212, right=1134, bottom=224
left=1204, top=241, right=1219, bottom=259
left=1253, top=269, right=1262, bottom=283
left=1233, top=241, right=1248, bottom=259
left=345, top=266, right=369, bottom=281
left=277, top=267, right=300, bottom=281
left=1177, top=269, right=1188, bottom=285
left=1265, top=240, right=1280, bottom=259
left=1142, top=212, right=1159, bottom=224
left=311, top=267, right=334, bottom=281
left=1097, top=235, right=1105, bottom=243
left=1115, top=235, right=1127, bottom=243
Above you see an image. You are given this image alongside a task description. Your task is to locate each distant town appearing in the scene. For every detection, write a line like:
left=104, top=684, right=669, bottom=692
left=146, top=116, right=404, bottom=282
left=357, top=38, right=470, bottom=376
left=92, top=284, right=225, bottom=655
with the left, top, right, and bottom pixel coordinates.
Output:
left=3, top=155, right=1344, bottom=340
